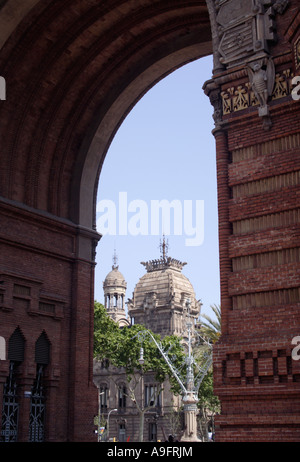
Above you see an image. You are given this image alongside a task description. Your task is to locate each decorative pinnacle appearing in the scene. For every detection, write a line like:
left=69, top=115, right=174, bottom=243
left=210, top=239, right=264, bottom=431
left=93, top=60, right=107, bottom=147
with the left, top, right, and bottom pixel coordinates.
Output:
left=141, top=236, right=186, bottom=272
left=112, top=248, right=118, bottom=269
left=159, top=235, right=169, bottom=261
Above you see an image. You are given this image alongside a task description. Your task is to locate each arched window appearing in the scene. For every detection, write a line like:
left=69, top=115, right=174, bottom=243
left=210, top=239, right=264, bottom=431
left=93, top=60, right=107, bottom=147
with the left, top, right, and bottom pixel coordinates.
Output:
left=1, top=327, right=25, bottom=442
left=99, top=384, right=109, bottom=411
left=144, top=384, right=160, bottom=407
left=35, top=331, right=50, bottom=366
left=8, top=327, right=25, bottom=363
left=118, top=385, right=126, bottom=409
left=0, top=336, right=6, bottom=360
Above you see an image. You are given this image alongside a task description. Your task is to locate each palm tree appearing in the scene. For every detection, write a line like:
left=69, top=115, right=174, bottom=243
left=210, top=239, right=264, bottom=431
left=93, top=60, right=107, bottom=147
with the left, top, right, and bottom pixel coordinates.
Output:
left=199, top=304, right=221, bottom=344
left=194, top=304, right=221, bottom=441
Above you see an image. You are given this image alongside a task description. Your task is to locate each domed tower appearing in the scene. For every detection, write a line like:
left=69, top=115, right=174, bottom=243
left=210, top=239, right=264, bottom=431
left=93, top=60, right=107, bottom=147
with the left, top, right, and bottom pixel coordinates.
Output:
left=103, top=251, right=129, bottom=327
left=127, top=238, right=201, bottom=337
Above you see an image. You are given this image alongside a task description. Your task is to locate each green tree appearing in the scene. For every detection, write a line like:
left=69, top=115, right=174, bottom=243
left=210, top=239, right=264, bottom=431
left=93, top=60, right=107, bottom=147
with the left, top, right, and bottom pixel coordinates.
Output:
left=195, top=304, right=221, bottom=440
left=93, top=301, right=185, bottom=441
left=94, top=301, right=120, bottom=361
left=199, top=304, right=221, bottom=344
left=197, top=370, right=220, bottom=441
left=94, top=301, right=184, bottom=385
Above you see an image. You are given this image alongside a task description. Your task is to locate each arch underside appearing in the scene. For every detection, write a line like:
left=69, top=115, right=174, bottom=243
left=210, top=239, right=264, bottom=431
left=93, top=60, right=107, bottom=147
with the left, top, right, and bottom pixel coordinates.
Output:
left=0, top=0, right=212, bottom=228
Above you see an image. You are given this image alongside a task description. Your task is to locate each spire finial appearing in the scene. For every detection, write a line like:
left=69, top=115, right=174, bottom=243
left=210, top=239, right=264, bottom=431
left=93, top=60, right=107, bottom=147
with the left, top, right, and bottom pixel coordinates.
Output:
left=159, top=235, right=169, bottom=261
left=112, top=248, right=118, bottom=269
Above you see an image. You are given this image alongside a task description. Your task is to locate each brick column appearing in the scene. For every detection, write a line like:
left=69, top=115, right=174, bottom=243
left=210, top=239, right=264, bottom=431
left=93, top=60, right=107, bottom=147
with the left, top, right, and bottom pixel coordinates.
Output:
left=204, top=0, right=300, bottom=441
left=67, top=227, right=99, bottom=441
left=213, top=126, right=232, bottom=336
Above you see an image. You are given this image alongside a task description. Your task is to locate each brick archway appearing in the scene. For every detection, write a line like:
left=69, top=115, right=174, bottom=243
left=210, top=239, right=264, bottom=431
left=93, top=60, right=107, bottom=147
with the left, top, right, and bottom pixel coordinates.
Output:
left=0, top=0, right=299, bottom=442
left=0, top=0, right=211, bottom=226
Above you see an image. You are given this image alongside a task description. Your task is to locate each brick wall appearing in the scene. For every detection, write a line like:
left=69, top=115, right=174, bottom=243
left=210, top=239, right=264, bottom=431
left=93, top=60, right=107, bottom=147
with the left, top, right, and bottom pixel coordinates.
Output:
left=0, top=200, right=99, bottom=441
left=211, top=0, right=300, bottom=441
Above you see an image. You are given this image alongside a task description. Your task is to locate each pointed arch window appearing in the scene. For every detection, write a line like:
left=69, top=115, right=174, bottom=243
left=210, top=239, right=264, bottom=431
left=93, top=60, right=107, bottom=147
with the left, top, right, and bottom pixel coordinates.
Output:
left=35, top=331, right=50, bottom=366
left=8, top=327, right=25, bottom=363
left=1, top=327, right=25, bottom=442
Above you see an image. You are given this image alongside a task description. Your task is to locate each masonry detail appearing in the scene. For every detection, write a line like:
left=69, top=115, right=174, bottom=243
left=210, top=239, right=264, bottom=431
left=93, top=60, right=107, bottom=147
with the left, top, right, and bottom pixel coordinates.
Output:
left=204, top=0, right=300, bottom=441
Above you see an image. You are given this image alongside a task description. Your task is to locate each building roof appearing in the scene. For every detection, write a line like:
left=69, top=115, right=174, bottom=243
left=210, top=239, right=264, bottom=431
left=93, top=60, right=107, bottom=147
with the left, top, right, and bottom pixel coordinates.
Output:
left=103, top=265, right=127, bottom=290
left=130, top=256, right=199, bottom=315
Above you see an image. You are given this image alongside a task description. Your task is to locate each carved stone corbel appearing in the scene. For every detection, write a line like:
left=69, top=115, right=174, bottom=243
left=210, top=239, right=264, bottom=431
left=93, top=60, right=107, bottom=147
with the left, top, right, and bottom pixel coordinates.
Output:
left=246, top=56, right=275, bottom=129
left=203, top=79, right=224, bottom=132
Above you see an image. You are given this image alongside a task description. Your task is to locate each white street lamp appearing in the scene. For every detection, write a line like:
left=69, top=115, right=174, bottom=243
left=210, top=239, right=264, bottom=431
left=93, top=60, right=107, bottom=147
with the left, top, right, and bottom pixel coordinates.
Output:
left=134, top=299, right=212, bottom=442
left=107, top=408, right=117, bottom=442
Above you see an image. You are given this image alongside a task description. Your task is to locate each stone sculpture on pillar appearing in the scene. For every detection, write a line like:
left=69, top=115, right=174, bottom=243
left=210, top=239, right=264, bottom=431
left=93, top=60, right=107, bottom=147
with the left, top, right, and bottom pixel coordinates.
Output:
left=247, top=57, right=275, bottom=129
left=205, top=0, right=290, bottom=129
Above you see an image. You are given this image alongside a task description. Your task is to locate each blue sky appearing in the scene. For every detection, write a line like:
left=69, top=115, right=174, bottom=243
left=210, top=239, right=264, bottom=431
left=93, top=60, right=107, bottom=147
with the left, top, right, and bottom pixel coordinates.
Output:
left=94, top=54, right=220, bottom=320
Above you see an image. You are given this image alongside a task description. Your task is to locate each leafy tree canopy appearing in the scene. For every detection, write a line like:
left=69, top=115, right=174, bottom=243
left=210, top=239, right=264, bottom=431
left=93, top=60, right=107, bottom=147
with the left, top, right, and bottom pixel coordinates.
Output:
left=198, top=370, right=220, bottom=413
left=94, top=301, right=185, bottom=392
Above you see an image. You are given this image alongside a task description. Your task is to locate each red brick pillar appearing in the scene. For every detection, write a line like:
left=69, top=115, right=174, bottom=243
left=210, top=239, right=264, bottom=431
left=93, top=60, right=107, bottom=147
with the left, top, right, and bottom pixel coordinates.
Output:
left=205, top=0, right=300, bottom=441
left=67, top=228, right=99, bottom=441
left=213, top=126, right=232, bottom=336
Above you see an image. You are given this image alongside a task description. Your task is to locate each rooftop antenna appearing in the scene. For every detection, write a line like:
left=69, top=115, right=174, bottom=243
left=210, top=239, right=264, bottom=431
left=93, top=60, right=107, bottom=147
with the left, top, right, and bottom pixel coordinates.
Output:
left=159, top=234, right=169, bottom=261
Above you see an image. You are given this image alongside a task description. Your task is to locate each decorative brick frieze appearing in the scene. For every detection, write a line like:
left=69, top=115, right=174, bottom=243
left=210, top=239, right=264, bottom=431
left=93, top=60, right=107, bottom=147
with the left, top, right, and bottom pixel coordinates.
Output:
left=231, top=170, right=300, bottom=198
left=221, top=347, right=300, bottom=386
left=232, top=247, right=300, bottom=271
left=229, top=224, right=300, bottom=258
left=221, top=66, right=295, bottom=115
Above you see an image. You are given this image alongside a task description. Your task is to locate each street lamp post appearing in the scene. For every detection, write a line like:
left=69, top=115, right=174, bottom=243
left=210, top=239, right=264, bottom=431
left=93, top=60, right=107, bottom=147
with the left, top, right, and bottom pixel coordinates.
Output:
left=107, top=408, right=117, bottom=442
left=97, top=390, right=104, bottom=442
left=135, top=299, right=212, bottom=442
left=180, top=302, right=200, bottom=442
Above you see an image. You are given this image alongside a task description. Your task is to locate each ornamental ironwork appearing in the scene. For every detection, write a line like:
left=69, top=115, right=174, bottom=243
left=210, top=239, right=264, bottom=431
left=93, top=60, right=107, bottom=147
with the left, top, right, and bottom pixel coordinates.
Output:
left=28, top=365, right=46, bottom=442
left=1, top=362, right=20, bottom=442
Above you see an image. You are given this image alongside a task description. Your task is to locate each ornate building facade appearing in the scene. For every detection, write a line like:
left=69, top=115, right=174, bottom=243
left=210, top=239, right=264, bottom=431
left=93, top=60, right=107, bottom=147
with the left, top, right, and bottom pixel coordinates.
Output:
left=93, top=246, right=201, bottom=442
